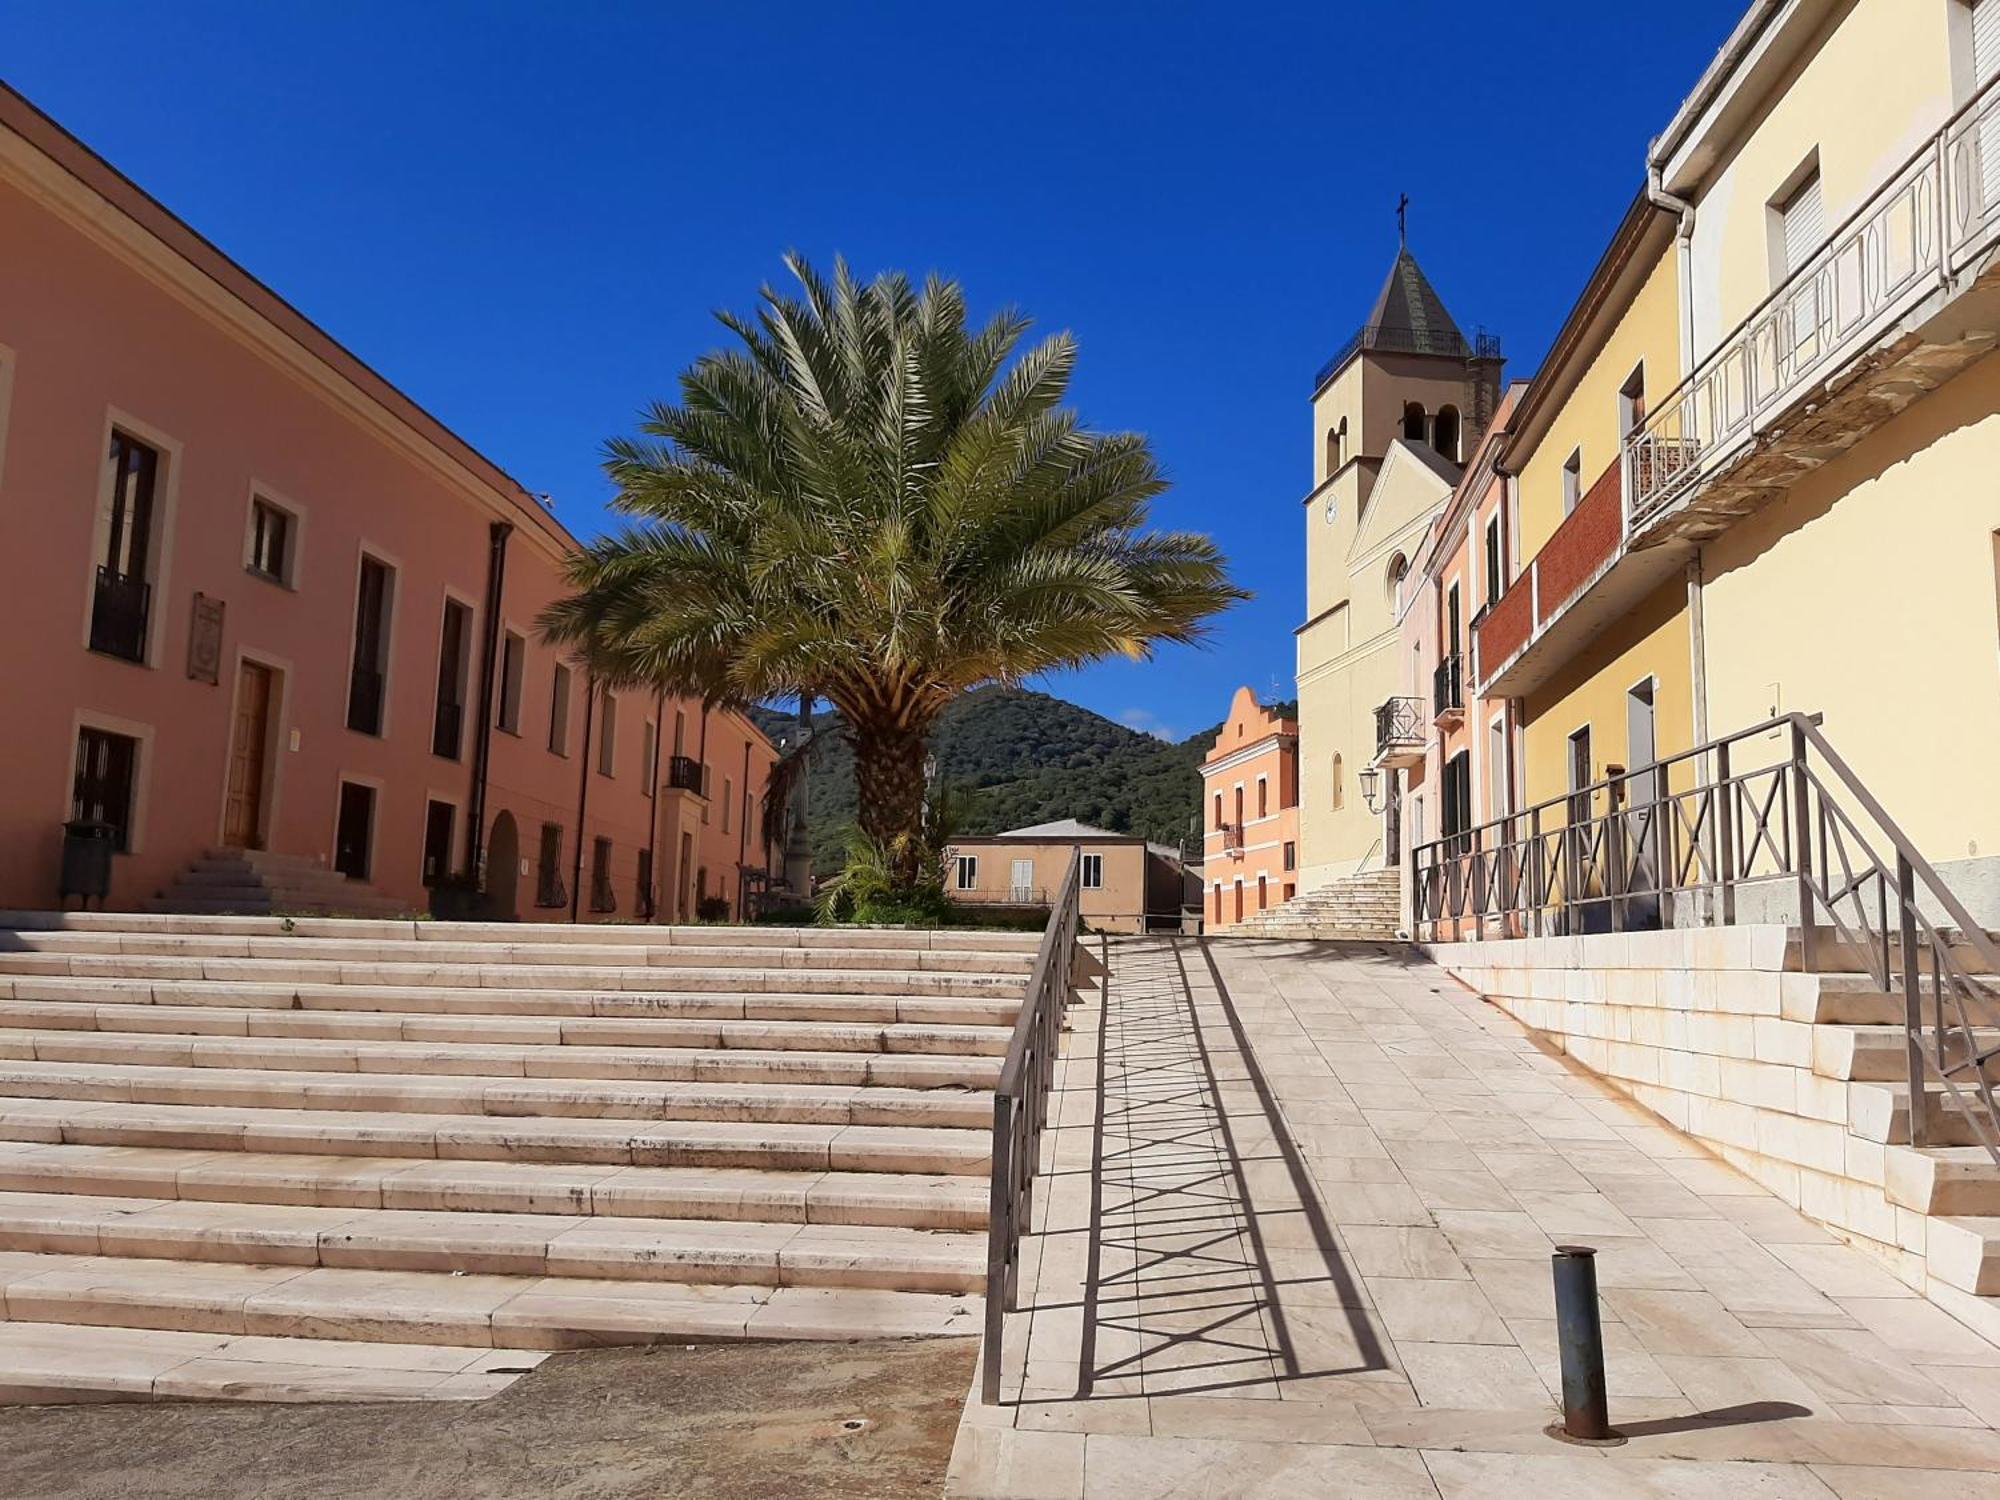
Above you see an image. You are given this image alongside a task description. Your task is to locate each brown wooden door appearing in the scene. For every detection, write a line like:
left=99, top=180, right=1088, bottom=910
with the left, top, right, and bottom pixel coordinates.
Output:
left=223, top=661, right=274, bottom=848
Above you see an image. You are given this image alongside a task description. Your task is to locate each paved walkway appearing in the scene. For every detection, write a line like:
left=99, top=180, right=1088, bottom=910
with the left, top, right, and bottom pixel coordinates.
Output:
left=946, top=937, right=2000, bottom=1498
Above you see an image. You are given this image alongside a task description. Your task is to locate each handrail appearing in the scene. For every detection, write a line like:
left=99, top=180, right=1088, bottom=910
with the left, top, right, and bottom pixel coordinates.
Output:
left=1411, top=712, right=2000, bottom=1160
left=1625, top=65, right=2000, bottom=529
left=980, top=847, right=1083, bottom=1404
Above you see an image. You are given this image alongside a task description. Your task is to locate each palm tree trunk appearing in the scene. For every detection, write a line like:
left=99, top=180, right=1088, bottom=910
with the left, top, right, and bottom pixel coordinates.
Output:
left=851, top=718, right=930, bottom=887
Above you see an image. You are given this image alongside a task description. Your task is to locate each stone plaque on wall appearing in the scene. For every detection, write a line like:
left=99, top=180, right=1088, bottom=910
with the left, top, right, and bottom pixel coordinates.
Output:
left=187, top=593, right=224, bottom=684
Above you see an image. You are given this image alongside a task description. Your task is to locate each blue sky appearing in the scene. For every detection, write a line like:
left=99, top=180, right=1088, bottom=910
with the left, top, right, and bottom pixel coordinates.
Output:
left=5, top=0, right=1745, bottom=742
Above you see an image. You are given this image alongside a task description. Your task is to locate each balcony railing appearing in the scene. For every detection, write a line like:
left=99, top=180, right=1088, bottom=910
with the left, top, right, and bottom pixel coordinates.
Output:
left=664, top=754, right=703, bottom=793
left=1432, top=654, right=1464, bottom=718
left=347, top=665, right=385, bottom=736
left=1374, top=695, right=1423, bottom=756
left=1219, top=821, right=1244, bottom=854
left=88, top=566, right=150, bottom=662
left=949, top=886, right=1051, bottom=907
left=1626, top=69, right=2000, bottom=532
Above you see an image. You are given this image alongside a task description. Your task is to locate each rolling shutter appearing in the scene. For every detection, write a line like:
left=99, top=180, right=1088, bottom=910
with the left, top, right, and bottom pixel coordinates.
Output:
left=1975, top=0, right=2000, bottom=83
left=1778, top=170, right=1825, bottom=279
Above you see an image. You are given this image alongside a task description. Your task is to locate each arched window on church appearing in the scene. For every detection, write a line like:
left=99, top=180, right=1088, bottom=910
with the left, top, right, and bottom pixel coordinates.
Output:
left=1332, top=752, right=1345, bottom=811
left=1402, top=402, right=1427, bottom=443
left=1434, top=405, right=1461, bottom=463
left=1385, top=552, right=1409, bottom=608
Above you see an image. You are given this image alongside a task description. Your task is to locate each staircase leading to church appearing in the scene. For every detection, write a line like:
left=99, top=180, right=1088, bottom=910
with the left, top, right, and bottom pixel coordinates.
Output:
left=1222, top=869, right=1403, bottom=939
left=0, top=911, right=1029, bottom=1402
left=151, top=848, right=412, bottom=917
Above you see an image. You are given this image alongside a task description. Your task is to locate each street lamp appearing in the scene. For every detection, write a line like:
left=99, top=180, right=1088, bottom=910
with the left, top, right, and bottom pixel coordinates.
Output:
left=1359, top=766, right=1385, bottom=815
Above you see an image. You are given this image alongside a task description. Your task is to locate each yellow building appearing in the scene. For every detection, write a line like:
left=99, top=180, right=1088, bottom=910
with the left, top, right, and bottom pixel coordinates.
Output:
left=1448, top=0, right=2000, bottom=927
left=1295, top=249, right=1503, bottom=889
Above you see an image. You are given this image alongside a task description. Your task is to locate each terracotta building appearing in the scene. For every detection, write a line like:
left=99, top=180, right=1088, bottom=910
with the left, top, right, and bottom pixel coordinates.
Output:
left=0, top=83, right=776, bottom=919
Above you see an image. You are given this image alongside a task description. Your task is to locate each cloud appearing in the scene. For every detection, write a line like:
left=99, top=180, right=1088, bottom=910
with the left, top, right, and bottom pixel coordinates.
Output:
left=1119, top=708, right=1178, bottom=742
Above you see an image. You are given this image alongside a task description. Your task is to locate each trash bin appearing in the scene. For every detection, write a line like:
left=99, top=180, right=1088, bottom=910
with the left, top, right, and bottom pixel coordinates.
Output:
left=59, top=819, right=117, bottom=907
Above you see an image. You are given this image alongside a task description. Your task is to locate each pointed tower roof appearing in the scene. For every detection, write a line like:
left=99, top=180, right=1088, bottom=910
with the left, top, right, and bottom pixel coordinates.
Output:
left=1313, top=246, right=1496, bottom=391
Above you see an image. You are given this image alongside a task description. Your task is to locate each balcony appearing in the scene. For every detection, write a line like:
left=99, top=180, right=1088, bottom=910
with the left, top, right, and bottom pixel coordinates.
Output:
left=87, top=566, right=150, bottom=663
left=664, top=754, right=703, bottom=794
left=1372, top=695, right=1424, bottom=769
left=1626, top=69, right=2000, bottom=546
left=1432, top=654, right=1464, bottom=723
left=1218, top=821, right=1244, bottom=856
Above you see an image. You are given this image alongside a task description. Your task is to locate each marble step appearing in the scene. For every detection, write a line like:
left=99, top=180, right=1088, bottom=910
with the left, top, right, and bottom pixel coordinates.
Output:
left=1885, top=1144, right=2000, bottom=1217
left=1848, top=1081, right=1998, bottom=1147
left=1815, top=1024, right=2000, bottom=1083
left=1797, top=976, right=2000, bottom=1028
left=0, top=1143, right=988, bottom=1229
left=0, top=976, right=1018, bottom=1028
left=1786, top=928, right=2000, bottom=974
left=0, top=1097, right=991, bottom=1174
left=0, top=1319, right=547, bottom=1403
left=0, top=1251, right=980, bottom=1348
left=1926, top=1215, right=2000, bottom=1295
left=0, top=911, right=1041, bottom=953
left=2, top=931, right=1034, bottom=975
left=0, top=1193, right=987, bottom=1293
left=0, top=1058, right=992, bottom=1128
left=0, top=1017, right=1001, bottom=1087
left=0, top=952, right=1023, bottom=1000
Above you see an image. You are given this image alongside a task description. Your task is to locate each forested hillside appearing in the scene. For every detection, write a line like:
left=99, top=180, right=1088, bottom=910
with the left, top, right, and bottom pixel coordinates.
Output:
left=749, top=686, right=1295, bottom=871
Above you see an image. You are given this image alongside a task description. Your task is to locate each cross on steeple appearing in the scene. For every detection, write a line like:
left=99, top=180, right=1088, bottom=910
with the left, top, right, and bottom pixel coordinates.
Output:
left=1397, top=193, right=1409, bottom=248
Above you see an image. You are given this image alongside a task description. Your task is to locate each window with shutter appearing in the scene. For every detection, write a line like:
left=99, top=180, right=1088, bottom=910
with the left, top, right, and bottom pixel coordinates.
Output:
left=1777, top=169, right=1824, bottom=281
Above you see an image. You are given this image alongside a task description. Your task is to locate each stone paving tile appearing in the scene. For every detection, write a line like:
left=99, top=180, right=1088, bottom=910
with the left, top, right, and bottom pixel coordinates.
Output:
left=944, top=937, right=2000, bottom=1497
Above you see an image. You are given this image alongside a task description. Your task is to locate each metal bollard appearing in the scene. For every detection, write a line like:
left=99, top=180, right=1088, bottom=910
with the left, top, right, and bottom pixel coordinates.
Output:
left=1549, top=1245, right=1625, bottom=1446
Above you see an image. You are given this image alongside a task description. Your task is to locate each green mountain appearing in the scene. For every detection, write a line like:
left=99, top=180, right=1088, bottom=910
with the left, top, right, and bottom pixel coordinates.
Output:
left=750, top=686, right=1295, bottom=872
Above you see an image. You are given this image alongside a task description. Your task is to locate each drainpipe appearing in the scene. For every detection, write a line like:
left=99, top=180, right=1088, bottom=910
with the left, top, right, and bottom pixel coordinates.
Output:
left=1687, top=555, right=1711, bottom=752
left=570, top=674, right=596, bottom=924
left=1648, top=164, right=1700, bottom=378
left=737, top=734, right=752, bottom=915
left=645, top=687, right=665, bottom=923
left=466, top=520, right=513, bottom=882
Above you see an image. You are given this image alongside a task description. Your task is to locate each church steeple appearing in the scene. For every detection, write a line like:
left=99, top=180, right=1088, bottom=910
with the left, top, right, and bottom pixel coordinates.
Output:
left=1360, top=247, right=1469, bottom=361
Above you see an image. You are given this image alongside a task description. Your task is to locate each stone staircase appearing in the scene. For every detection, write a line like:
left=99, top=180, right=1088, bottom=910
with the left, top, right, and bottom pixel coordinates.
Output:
left=151, top=849, right=412, bottom=917
left=0, top=911, right=1031, bottom=1402
left=1431, top=923, right=2000, bottom=1343
left=1222, top=868, right=1402, bottom=939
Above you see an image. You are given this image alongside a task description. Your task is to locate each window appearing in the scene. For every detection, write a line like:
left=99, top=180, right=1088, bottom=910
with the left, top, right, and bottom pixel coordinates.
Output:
left=722, top=776, right=733, bottom=832
left=637, top=848, right=655, bottom=920
left=334, top=780, right=376, bottom=881
left=1433, top=405, right=1461, bottom=463
left=421, top=800, right=455, bottom=887
left=1257, top=875, right=1268, bottom=910
left=549, top=663, right=572, bottom=755
left=954, top=854, right=979, bottom=891
left=590, top=836, right=615, bottom=913
left=1386, top=552, right=1408, bottom=607
left=1331, top=753, right=1344, bottom=811
left=1213, top=791, right=1224, bottom=830
left=1443, top=751, right=1472, bottom=844
left=1561, top=449, right=1583, bottom=515
left=1446, top=583, right=1462, bottom=656
left=597, top=691, right=618, bottom=777
left=1489, top=717, right=1511, bottom=822
left=641, top=720, right=657, bottom=798
left=1484, top=516, right=1503, bottom=606
left=90, top=431, right=161, bottom=662
left=1256, top=777, right=1268, bottom=819
left=73, top=726, right=139, bottom=852
left=1402, top=402, right=1426, bottom=443
left=1773, top=164, right=1824, bottom=284
left=535, top=822, right=566, bottom=908
left=346, top=556, right=394, bottom=735
left=497, top=631, right=524, bottom=734
left=432, top=599, right=472, bottom=760
left=246, top=497, right=294, bottom=585
left=1618, top=363, right=1647, bottom=439
left=1282, top=841, right=1296, bottom=872
left=1234, top=785, right=1244, bottom=828
left=1081, top=852, right=1104, bottom=889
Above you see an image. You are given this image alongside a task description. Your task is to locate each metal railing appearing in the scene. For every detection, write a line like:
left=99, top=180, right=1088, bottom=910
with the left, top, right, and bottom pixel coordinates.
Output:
left=1627, top=70, right=2000, bottom=531
left=1432, top=653, right=1464, bottom=717
left=981, top=849, right=1084, bottom=1404
left=1219, top=821, right=1244, bottom=853
left=1411, top=713, right=2000, bottom=1160
left=88, top=566, right=150, bottom=662
left=1374, top=695, right=1423, bottom=755
left=664, top=754, right=703, bottom=792
left=949, top=886, right=1051, bottom=907
left=534, top=869, right=567, bottom=909
left=1313, top=325, right=1501, bottom=389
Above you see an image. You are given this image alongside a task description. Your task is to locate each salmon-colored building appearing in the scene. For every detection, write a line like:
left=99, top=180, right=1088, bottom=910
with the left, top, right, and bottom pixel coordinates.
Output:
left=1198, top=687, right=1300, bottom=928
left=0, top=83, right=777, bottom=920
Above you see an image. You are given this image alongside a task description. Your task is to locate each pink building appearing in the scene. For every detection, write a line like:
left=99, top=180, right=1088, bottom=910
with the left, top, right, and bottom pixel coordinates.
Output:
left=1198, top=687, right=1300, bottom=928
left=0, top=84, right=776, bottom=920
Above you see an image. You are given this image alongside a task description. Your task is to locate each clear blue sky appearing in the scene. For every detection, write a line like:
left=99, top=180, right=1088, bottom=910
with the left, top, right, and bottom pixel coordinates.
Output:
left=5, top=0, right=1745, bottom=742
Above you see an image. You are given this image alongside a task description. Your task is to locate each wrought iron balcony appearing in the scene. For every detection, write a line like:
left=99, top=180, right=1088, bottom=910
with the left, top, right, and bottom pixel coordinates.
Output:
left=1373, top=695, right=1424, bottom=768
left=664, top=754, right=703, bottom=793
left=346, top=665, right=385, bottom=736
left=1625, top=68, right=2000, bottom=538
left=87, top=566, right=149, bottom=663
left=1432, top=654, right=1464, bottom=719
left=1218, top=821, right=1244, bottom=854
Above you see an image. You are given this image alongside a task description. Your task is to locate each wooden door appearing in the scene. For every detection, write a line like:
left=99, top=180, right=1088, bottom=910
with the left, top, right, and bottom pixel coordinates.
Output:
left=223, top=661, right=274, bottom=848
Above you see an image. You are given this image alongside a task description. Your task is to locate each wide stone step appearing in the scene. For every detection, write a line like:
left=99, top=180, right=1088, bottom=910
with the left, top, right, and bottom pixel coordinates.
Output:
left=0, top=1251, right=979, bottom=1347
left=1928, top=1216, right=2000, bottom=1295
left=0, top=1143, right=987, bottom=1229
left=0, top=1319, right=547, bottom=1403
left=0, top=912, right=1041, bottom=953
left=1800, top=975, right=2000, bottom=1028
left=1816, top=1024, right=2000, bottom=1082
left=1787, top=928, right=2000, bottom=974
left=0, top=1097, right=991, bottom=1174
left=2, top=931, right=1033, bottom=975
left=0, top=1058, right=991, bottom=1128
left=1885, top=1143, right=2000, bottom=1216
left=0, top=1193, right=986, bottom=1294
left=1848, top=1080, right=2000, bottom=1147
left=0, top=976, right=1018, bottom=1028
left=0, top=952, right=1022, bottom=999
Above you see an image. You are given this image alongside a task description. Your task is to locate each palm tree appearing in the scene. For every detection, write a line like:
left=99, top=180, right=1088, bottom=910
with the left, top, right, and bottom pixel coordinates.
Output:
left=541, top=255, right=1246, bottom=888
